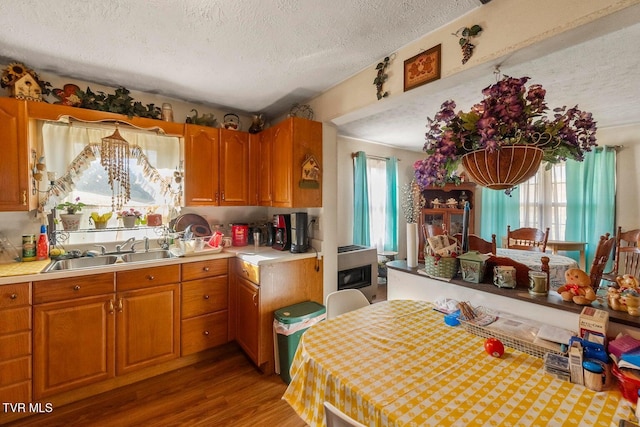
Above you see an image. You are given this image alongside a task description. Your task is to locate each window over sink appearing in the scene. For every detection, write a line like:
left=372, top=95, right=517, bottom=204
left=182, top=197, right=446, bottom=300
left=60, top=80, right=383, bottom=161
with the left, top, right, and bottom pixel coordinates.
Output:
left=35, top=119, right=183, bottom=245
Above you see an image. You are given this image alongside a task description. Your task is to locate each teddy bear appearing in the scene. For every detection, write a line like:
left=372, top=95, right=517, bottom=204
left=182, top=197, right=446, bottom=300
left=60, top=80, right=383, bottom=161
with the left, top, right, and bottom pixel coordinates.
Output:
left=556, top=268, right=596, bottom=305
left=607, top=274, right=640, bottom=314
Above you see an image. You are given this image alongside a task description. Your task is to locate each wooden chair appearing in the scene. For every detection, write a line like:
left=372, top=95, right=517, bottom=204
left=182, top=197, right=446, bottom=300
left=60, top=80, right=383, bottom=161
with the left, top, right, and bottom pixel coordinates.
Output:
left=453, top=233, right=496, bottom=254
left=506, top=226, right=550, bottom=252
left=602, top=227, right=640, bottom=284
left=424, top=224, right=446, bottom=237
left=324, top=401, right=366, bottom=427
left=589, top=233, right=616, bottom=291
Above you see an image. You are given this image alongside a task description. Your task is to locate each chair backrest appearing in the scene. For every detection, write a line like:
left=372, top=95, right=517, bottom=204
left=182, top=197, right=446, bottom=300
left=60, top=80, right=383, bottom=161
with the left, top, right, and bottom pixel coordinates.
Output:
left=324, top=402, right=366, bottom=427
left=424, top=224, right=446, bottom=237
left=589, top=233, right=616, bottom=291
left=325, top=289, right=370, bottom=320
left=506, top=226, right=550, bottom=252
left=611, top=227, right=640, bottom=279
left=453, top=233, right=496, bottom=254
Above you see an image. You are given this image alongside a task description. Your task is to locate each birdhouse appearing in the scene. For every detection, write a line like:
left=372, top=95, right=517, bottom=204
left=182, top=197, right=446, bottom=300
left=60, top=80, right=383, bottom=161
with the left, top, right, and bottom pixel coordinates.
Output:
left=12, top=73, right=42, bottom=101
left=458, top=250, right=490, bottom=283
left=300, top=155, right=320, bottom=188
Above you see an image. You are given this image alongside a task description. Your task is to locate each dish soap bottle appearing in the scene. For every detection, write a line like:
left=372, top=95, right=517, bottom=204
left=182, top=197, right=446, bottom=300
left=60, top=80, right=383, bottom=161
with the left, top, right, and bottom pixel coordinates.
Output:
left=36, top=225, right=49, bottom=261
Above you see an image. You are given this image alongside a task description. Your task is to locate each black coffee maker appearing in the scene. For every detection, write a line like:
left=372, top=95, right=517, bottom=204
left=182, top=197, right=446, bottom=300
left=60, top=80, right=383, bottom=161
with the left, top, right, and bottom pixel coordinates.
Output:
left=290, top=212, right=308, bottom=253
left=272, top=214, right=291, bottom=251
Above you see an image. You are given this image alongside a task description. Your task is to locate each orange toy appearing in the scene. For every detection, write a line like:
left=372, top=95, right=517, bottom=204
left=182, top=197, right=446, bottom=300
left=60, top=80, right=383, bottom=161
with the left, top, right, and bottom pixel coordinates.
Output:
left=556, top=268, right=596, bottom=305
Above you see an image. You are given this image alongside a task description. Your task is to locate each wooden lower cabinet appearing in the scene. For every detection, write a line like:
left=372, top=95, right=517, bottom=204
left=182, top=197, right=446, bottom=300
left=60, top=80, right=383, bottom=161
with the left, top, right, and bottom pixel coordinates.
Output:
left=32, top=267, right=181, bottom=399
left=0, top=282, right=32, bottom=405
left=231, top=257, right=323, bottom=373
left=235, top=276, right=260, bottom=363
left=33, top=294, right=115, bottom=399
left=116, top=284, right=180, bottom=375
left=180, top=259, right=230, bottom=356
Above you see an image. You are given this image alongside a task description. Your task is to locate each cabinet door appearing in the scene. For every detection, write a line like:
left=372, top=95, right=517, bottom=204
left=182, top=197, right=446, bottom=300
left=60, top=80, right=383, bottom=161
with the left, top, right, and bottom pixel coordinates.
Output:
left=33, top=295, right=115, bottom=399
left=219, top=129, right=250, bottom=205
left=270, top=122, right=293, bottom=207
left=0, top=98, right=32, bottom=211
left=235, top=277, right=260, bottom=365
left=116, top=284, right=180, bottom=375
left=184, top=125, right=219, bottom=205
left=257, top=127, right=273, bottom=206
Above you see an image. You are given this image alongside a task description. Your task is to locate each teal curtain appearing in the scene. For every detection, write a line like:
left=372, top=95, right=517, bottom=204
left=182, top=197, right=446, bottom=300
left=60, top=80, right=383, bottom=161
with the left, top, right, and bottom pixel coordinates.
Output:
left=480, top=187, right=521, bottom=247
left=353, top=151, right=370, bottom=245
left=384, top=157, right=398, bottom=251
left=565, top=147, right=616, bottom=272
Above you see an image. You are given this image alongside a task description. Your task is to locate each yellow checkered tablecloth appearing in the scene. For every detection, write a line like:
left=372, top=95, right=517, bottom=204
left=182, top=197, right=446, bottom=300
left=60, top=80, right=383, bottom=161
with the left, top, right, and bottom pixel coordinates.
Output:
left=283, top=300, right=628, bottom=427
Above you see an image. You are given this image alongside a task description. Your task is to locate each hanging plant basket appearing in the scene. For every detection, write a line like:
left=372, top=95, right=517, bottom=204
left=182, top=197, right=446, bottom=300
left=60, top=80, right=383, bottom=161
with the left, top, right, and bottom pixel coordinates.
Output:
left=461, top=145, right=543, bottom=191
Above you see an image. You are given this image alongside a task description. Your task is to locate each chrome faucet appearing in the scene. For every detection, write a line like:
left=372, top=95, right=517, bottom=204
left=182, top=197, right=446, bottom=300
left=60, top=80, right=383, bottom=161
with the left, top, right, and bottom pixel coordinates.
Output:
left=131, top=237, right=150, bottom=252
left=115, top=237, right=136, bottom=253
left=94, top=244, right=107, bottom=255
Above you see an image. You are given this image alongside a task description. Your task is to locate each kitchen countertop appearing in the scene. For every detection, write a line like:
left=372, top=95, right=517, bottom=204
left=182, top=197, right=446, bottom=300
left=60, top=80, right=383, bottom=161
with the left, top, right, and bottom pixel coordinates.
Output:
left=0, top=246, right=321, bottom=286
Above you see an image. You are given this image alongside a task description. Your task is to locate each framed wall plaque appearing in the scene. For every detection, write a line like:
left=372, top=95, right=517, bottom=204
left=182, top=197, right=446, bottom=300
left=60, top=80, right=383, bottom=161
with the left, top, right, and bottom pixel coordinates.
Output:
left=404, top=44, right=441, bottom=92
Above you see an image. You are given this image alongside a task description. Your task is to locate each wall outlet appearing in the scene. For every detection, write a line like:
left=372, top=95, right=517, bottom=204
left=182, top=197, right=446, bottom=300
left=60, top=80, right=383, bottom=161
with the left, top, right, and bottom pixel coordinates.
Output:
left=310, top=216, right=320, bottom=231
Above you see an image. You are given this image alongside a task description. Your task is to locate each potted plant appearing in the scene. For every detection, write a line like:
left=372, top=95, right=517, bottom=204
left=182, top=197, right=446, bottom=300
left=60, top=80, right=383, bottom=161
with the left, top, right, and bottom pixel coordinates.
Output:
left=89, top=212, right=113, bottom=229
left=119, top=208, right=142, bottom=228
left=413, top=75, right=598, bottom=193
left=56, top=197, right=86, bottom=231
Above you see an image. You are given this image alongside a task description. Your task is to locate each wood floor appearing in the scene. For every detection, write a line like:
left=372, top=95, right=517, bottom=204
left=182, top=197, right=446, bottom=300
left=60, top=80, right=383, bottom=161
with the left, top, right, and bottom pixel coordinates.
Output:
left=6, top=283, right=388, bottom=427
left=6, top=343, right=306, bottom=427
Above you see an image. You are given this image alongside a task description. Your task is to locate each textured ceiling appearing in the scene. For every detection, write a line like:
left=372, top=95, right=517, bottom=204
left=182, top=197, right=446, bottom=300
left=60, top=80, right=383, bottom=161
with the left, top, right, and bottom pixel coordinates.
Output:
left=1, top=0, right=638, bottom=152
left=0, top=0, right=480, bottom=118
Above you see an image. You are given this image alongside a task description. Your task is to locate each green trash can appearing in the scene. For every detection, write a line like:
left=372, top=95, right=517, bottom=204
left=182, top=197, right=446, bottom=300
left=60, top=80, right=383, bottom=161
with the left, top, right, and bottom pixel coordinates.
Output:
left=274, top=301, right=326, bottom=384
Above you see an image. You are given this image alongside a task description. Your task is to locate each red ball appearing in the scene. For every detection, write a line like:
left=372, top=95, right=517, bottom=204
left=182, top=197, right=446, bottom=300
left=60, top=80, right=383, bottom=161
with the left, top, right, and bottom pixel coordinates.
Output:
left=484, top=337, right=504, bottom=358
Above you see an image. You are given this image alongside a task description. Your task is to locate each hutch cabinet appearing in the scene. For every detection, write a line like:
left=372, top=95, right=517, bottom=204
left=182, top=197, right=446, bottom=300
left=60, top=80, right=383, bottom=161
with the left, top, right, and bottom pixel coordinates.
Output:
left=418, top=182, right=476, bottom=260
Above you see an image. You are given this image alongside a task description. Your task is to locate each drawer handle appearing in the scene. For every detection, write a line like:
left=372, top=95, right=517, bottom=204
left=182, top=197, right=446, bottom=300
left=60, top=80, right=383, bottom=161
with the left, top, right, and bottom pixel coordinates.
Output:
left=108, top=299, right=115, bottom=314
left=73, top=285, right=81, bottom=291
left=117, top=298, right=123, bottom=313
left=242, top=268, right=249, bottom=276
left=203, top=331, right=209, bottom=336
left=203, top=295, right=210, bottom=300
left=147, top=275, right=155, bottom=281
left=203, top=267, right=209, bottom=272
left=10, top=293, right=18, bottom=299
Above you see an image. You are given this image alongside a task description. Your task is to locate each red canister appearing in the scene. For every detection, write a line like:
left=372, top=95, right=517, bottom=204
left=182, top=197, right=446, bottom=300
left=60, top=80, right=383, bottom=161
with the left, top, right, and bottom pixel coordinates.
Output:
left=231, top=224, right=249, bottom=246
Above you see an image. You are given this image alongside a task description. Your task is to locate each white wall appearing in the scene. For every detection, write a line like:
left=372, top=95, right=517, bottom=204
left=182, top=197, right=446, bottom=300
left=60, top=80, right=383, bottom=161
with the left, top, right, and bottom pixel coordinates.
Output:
left=336, top=136, right=424, bottom=261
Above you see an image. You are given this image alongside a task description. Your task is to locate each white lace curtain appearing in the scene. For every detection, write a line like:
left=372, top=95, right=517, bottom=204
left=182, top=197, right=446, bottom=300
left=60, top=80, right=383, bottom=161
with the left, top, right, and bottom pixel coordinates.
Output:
left=36, top=120, right=181, bottom=210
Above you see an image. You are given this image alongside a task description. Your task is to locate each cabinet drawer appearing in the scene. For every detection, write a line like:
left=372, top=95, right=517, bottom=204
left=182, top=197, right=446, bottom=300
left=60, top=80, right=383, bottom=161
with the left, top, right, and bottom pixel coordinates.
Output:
left=117, top=265, right=180, bottom=291
left=0, top=356, right=31, bottom=387
left=0, top=282, right=31, bottom=308
left=182, top=277, right=228, bottom=318
left=233, top=259, right=260, bottom=284
left=34, top=273, right=114, bottom=304
left=0, top=331, right=31, bottom=362
left=181, top=311, right=228, bottom=356
left=181, top=258, right=228, bottom=281
left=0, top=380, right=31, bottom=404
left=0, top=307, right=30, bottom=334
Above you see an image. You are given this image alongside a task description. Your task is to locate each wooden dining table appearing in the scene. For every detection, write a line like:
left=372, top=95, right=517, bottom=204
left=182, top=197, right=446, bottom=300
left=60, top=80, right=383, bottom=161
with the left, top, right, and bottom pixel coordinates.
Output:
left=283, top=300, right=627, bottom=427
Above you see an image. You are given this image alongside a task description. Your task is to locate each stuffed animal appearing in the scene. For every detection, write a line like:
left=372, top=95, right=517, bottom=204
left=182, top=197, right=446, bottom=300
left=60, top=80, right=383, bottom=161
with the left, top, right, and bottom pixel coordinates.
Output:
left=556, top=268, right=596, bottom=305
left=608, top=274, right=640, bottom=314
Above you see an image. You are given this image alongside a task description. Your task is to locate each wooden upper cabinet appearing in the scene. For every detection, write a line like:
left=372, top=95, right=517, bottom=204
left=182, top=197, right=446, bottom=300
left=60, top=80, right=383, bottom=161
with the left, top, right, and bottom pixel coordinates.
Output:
left=256, top=127, right=273, bottom=206
left=270, top=117, right=322, bottom=208
left=184, top=125, right=220, bottom=205
left=219, top=129, right=250, bottom=206
left=0, top=98, right=34, bottom=211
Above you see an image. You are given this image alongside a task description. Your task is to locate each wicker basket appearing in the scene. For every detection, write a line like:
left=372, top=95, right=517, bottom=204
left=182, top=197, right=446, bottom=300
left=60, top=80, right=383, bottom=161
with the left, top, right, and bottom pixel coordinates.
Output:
left=424, top=255, right=459, bottom=279
left=458, top=307, right=563, bottom=359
